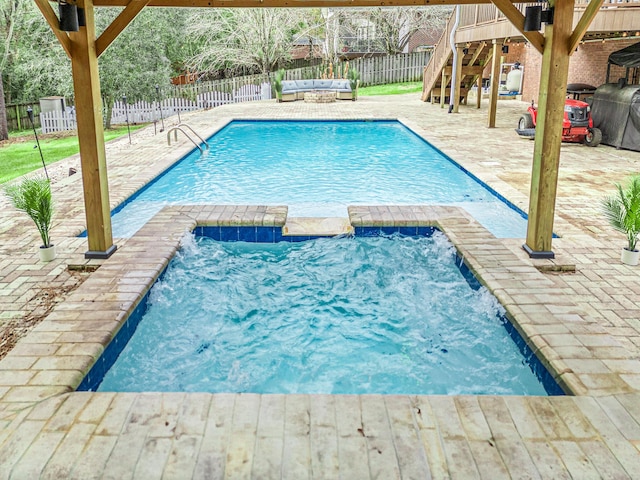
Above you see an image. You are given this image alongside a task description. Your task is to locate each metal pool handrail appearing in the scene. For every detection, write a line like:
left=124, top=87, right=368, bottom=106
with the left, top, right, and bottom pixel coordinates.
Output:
left=166, top=124, right=209, bottom=153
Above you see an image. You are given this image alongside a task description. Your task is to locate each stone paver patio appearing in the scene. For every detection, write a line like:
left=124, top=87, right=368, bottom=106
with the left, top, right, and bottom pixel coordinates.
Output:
left=1, top=95, right=640, bottom=478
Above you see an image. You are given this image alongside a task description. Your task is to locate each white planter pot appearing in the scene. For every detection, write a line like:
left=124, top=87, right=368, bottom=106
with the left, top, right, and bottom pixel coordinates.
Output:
left=621, top=247, right=639, bottom=266
left=39, top=244, right=56, bottom=262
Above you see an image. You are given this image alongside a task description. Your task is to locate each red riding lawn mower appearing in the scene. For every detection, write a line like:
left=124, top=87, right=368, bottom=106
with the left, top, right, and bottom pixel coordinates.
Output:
left=515, top=98, right=602, bottom=147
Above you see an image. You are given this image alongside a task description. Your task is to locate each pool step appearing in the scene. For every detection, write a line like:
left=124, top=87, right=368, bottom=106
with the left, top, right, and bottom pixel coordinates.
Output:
left=282, top=217, right=353, bottom=237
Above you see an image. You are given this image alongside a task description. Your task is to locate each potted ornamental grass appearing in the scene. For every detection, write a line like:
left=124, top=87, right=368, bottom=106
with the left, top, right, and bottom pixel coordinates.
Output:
left=601, top=174, right=640, bottom=266
left=5, top=176, right=56, bottom=262
left=274, top=69, right=285, bottom=102
left=347, top=68, right=360, bottom=101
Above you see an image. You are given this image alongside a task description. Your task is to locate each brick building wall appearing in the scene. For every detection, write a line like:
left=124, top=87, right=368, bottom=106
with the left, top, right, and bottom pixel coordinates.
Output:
left=408, top=29, right=442, bottom=52
left=502, top=42, right=527, bottom=67
left=521, top=45, right=543, bottom=102
left=521, top=38, right=638, bottom=102
left=291, top=45, right=323, bottom=61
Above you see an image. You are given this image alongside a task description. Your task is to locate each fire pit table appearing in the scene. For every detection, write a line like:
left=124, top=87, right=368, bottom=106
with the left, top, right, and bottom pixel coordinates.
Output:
left=304, top=90, right=337, bottom=103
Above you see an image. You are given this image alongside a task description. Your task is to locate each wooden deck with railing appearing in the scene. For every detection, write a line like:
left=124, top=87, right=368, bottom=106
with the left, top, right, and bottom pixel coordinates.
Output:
left=422, top=0, right=640, bottom=104
left=456, top=0, right=640, bottom=43
left=421, top=11, right=456, bottom=103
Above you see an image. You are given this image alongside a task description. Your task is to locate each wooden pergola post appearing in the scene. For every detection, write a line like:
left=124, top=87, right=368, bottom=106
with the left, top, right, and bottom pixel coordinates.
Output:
left=489, top=0, right=602, bottom=257
left=35, top=0, right=150, bottom=260
left=440, top=69, right=448, bottom=108
left=523, top=0, right=575, bottom=259
left=487, top=39, right=502, bottom=128
left=70, top=0, right=116, bottom=259
left=452, top=46, right=464, bottom=113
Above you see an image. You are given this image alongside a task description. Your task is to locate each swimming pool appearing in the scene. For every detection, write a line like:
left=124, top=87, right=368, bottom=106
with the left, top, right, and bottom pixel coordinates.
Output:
left=109, top=120, right=528, bottom=238
left=80, top=230, right=561, bottom=396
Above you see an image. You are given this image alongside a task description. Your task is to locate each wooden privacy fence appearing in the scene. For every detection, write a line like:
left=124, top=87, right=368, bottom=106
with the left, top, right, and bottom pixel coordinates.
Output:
left=172, top=52, right=431, bottom=97
left=350, top=52, right=431, bottom=86
left=6, top=103, right=42, bottom=131
left=278, top=51, right=432, bottom=86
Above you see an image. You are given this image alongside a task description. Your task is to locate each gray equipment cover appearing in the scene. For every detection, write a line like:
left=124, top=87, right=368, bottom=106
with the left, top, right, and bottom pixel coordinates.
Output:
left=608, top=41, right=640, bottom=68
left=591, top=84, right=640, bottom=152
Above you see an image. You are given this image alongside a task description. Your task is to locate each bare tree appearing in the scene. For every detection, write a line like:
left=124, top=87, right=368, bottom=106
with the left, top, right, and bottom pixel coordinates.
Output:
left=321, top=8, right=341, bottom=63
left=337, top=7, right=451, bottom=55
left=186, top=8, right=317, bottom=75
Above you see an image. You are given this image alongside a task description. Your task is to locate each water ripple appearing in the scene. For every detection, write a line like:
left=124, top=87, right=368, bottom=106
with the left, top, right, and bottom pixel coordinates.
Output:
left=98, top=233, right=548, bottom=395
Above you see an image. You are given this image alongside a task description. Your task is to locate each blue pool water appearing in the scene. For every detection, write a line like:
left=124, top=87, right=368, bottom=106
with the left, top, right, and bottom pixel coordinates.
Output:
left=93, top=232, right=558, bottom=395
left=110, top=120, right=528, bottom=238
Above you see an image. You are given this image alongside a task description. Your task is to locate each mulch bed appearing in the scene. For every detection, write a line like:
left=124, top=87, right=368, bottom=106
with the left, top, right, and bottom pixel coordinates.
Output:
left=0, top=269, right=89, bottom=361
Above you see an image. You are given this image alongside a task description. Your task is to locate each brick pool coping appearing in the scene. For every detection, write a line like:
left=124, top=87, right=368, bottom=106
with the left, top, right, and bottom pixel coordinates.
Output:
left=3, top=203, right=637, bottom=401
left=2, top=204, right=640, bottom=477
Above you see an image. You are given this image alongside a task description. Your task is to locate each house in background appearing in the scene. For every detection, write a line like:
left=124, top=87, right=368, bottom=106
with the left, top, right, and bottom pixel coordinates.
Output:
left=291, top=36, right=324, bottom=61
left=337, top=17, right=387, bottom=58
left=323, top=8, right=447, bottom=60
left=407, top=28, right=442, bottom=53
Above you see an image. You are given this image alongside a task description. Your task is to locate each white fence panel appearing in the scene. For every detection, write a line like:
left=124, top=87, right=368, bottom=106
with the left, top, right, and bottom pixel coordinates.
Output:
left=196, top=90, right=233, bottom=109
left=234, top=83, right=262, bottom=103
left=40, top=111, right=77, bottom=134
left=166, top=97, right=199, bottom=114
left=260, top=82, right=273, bottom=100
left=110, top=100, right=177, bottom=124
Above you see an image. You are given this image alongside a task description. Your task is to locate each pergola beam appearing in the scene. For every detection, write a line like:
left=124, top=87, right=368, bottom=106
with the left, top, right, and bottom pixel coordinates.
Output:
left=34, top=0, right=72, bottom=58
left=93, top=0, right=519, bottom=6
left=569, top=0, right=605, bottom=54
left=96, top=0, right=151, bottom=57
left=490, top=0, right=544, bottom=54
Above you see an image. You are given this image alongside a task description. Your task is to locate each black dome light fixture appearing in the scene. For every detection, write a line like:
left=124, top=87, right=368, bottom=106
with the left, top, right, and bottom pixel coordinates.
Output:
left=58, top=1, right=79, bottom=32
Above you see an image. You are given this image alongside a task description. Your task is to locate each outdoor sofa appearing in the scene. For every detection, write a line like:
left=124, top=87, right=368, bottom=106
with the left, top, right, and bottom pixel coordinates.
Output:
left=281, top=79, right=355, bottom=101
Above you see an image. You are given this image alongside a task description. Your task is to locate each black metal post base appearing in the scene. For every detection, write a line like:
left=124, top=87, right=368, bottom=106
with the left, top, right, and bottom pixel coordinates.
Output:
left=522, top=243, right=555, bottom=259
left=85, top=244, right=117, bottom=260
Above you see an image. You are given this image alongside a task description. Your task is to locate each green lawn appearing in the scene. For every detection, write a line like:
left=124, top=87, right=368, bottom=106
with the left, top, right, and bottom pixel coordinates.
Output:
left=0, top=125, right=146, bottom=184
left=359, top=82, right=423, bottom=96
